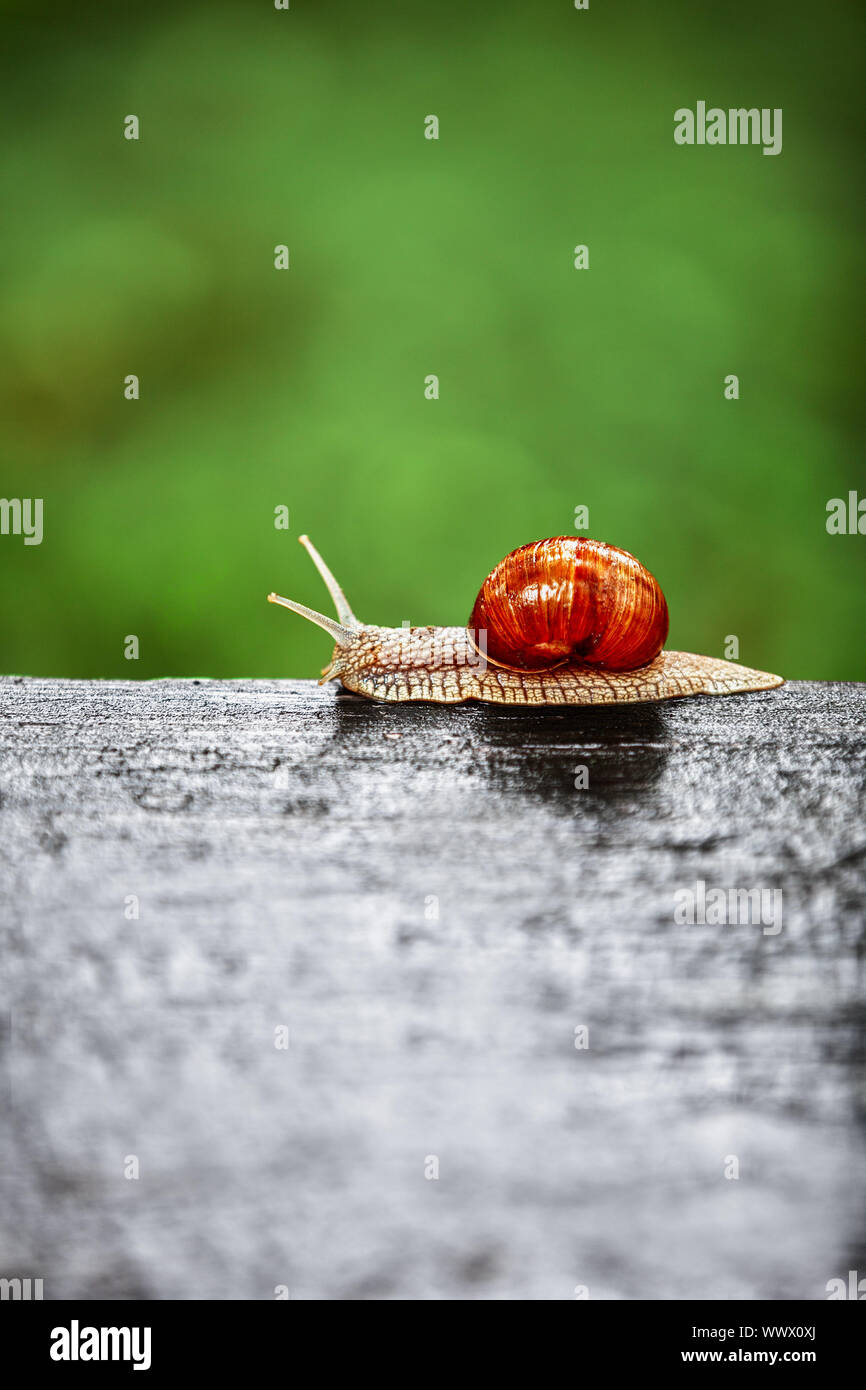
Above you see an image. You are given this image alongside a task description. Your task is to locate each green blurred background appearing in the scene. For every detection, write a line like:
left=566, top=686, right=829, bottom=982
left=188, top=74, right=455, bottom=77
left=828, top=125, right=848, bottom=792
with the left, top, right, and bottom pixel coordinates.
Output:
left=1, top=0, right=863, bottom=680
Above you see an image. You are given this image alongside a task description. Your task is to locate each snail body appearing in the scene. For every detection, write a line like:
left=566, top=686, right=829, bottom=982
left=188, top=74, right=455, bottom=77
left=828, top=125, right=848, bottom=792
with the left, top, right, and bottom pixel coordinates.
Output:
left=268, top=535, right=783, bottom=706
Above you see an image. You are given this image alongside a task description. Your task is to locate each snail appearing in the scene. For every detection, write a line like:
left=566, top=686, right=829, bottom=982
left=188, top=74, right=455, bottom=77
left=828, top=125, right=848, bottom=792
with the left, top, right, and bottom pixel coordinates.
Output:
left=267, top=535, right=783, bottom=706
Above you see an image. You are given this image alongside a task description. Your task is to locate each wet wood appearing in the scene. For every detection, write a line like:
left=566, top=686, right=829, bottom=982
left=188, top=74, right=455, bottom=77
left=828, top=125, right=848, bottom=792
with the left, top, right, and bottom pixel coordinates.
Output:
left=0, top=676, right=863, bottom=1299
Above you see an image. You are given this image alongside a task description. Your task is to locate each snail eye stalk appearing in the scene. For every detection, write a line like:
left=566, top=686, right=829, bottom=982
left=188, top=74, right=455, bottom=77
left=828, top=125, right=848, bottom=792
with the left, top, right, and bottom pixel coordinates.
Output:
left=267, top=534, right=361, bottom=646
left=297, top=534, right=360, bottom=630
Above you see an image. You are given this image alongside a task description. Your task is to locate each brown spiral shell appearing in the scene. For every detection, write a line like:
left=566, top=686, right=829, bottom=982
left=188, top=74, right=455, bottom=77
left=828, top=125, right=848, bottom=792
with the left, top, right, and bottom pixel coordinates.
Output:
left=467, top=537, right=669, bottom=673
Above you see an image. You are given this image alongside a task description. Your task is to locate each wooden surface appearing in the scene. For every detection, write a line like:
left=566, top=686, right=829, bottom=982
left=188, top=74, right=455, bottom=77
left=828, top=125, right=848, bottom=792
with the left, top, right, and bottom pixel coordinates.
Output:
left=0, top=675, right=864, bottom=1300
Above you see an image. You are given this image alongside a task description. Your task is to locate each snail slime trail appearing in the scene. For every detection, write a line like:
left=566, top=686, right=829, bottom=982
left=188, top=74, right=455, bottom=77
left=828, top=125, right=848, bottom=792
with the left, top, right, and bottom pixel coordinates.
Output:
left=268, top=534, right=784, bottom=707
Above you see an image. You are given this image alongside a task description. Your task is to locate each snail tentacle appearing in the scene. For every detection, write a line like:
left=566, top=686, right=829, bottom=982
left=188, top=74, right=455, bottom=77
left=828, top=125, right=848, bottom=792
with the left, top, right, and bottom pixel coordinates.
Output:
left=297, top=534, right=360, bottom=630
left=266, top=593, right=357, bottom=647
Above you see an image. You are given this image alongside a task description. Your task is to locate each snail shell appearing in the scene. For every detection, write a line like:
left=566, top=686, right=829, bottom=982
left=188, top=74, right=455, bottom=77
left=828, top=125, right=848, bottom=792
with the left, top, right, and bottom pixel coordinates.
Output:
left=468, top=537, right=669, bottom=672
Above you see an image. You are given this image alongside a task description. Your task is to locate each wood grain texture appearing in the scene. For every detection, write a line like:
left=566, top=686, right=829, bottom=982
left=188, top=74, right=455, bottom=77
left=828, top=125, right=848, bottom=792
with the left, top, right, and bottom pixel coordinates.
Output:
left=0, top=676, right=863, bottom=1300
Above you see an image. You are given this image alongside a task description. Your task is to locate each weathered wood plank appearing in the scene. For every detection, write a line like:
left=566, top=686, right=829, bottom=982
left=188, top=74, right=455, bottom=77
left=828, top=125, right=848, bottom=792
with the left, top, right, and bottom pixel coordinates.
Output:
left=0, top=677, right=863, bottom=1299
